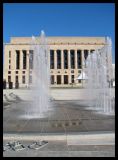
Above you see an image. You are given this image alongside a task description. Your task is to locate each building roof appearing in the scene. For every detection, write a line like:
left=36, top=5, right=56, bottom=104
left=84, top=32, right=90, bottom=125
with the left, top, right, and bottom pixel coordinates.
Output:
left=4, top=36, right=106, bottom=45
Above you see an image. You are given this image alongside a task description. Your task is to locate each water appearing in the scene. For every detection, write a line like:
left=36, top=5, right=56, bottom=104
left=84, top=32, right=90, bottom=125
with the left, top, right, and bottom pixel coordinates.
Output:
left=85, top=37, right=115, bottom=115
left=24, top=31, right=51, bottom=119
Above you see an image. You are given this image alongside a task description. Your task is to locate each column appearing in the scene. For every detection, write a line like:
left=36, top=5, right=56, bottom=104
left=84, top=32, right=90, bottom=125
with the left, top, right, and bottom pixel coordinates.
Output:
left=48, top=49, right=50, bottom=69
left=88, top=50, right=91, bottom=56
left=68, top=50, right=71, bottom=69
left=61, top=50, right=64, bottom=70
left=27, top=50, right=30, bottom=86
left=81, top=50, right=84, bottom=69
left=68, top=50, right=71, bottom=84
left=81, top=50, right=85, bottom=87
left=20, top=50, right=23, bottom=70
left=75, top=49, right=77, bottom=69
left=68, top=74, right=71, bottom=84
left=54, top=50, right=57, bottom=69
left=61, top=75, right=64, bottom=85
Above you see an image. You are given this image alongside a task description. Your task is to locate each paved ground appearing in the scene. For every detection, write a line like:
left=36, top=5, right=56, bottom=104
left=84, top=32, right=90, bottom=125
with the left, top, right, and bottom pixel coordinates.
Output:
left=3, top=100, right=115, bottom=133
left=3, top=96, right=115, bottom=157
left=3, top=139, right=115, bottom=157
left=3, top=88, right=115, bottom=100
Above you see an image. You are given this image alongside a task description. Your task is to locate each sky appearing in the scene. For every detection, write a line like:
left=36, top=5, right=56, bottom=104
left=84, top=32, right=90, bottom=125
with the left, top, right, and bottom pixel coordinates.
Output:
left=3, top=3, right=115, bottom=63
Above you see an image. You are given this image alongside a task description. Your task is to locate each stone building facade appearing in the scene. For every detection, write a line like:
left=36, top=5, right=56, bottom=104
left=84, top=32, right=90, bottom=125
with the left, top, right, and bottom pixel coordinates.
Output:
left=3, top=37, right=107, bottom=88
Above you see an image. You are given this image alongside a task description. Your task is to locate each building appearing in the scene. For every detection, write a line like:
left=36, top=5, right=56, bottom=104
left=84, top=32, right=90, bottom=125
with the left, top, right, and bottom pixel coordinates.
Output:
left=3, top=37, right=108, bottom=88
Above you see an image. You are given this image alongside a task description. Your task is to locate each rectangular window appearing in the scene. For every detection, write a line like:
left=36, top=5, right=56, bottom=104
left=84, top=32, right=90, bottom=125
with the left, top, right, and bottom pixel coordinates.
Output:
left=50, top=75, right=54, bottom=84
left=90, top=49, right=95, bottom=53
left=84, top=50, right=88, bottom=60
left=71, top=75, right=74, bottom=83
left=57, top=50, right=61, bottom=69
left=15, top=76, right=19, bottom=83
left=78, top=80, right=81, bottom=83
left=29, top=50, right=34, bottom=69
left=8, top=76, right=11, bottom=82
left=64, top=50, right=68, bottom=69
left=50, top=50, right=54, bottom=69
left=77, top=50, right=82, bottom=69
left=16, top=71, right=18, bottom=74
left=71, top=70, right=74, bottom=73
left=9, top=65, right=11, bottom=69
left=22, top=75, right=25, bottom=84
left=84, top=50, right=88, bottom=67
left=9, top=59, right=11, bottom=64
left=64, top=75, right=68, bottom=84
left=16, top=50, right=20, bottom=69
left=9, top=51, right=11, bottom=58
left=8, top=71, right=11, bottom=74
left=23, top=50, right=27, bottom=69
left=57, top=75, right=61, bottom=84
left=70, top=50, right=75, bottom=69
left=22, top=71, right=25, bottom=74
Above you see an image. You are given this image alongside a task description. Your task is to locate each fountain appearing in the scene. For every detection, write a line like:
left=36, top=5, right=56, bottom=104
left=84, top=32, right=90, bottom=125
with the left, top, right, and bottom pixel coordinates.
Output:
left=23, top=30, right=51, bottom=119
left=85, top=37, right=115, bottom=115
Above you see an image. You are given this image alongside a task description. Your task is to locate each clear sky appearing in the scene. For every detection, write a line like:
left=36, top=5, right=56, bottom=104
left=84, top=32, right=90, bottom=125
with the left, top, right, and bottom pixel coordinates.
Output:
left=3, top=3, right=115, bottom=63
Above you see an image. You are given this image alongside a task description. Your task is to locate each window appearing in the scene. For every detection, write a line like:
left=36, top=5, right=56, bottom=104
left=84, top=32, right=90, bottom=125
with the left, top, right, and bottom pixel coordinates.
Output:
left=22, top=75, right=25, bottom=84
left=22, top=71, right=25, bottom=74
left=23, top=50, right=27, bottom=69
left=78, top=80, right=81, bottom=83
left=9, top=60, right=11, bottom=64
left=50, top=50, right=54, bottom=69
left=90, top=49, right=95, bottom=53
left=51, top=75, right=54, bottom=84
left=9, top=65, right=11, bottom=69
left=78, top=70, right=81, bottom=74
left=15, top=76, right=19, bottom=83
left=9, top=51, right=11, bottom=58
left=57, top=50, right=61, bottom=69
left=16, top=50, right=20, bottom=69
left=16, top=71, right=18, bottom=74
left=70, top=50, right=75, bottom=69
left=8, top=71, right=11, bottom=74
left=29, top=50, right=34, bottom=69
left=64, top=50, right=68, bottom=69
left=57, top=75, right=61, bottom=84
left=8, top=76, right=11, bottom=82
left=84, top=50, right=88, bottom=60
left=71, top=70, right=74, bottom=73
left=77, top=50, right=82, bottom=69
left=71, top=75, right=74, bottom=83
left=84, top=50, right=88, bottom=67
left=64, top=75, right=68, bottom=84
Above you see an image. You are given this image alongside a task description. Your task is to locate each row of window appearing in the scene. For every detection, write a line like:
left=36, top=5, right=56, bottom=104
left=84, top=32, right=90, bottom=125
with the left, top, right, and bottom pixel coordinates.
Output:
left=8, top=70, right=81, bottom=75
left=7, top=74, right=81, bottom=85
left=50, top=75, right=81, bottom=84
left=8, top=75, right=32, bottom=84
left=16, top=50, right=33, bottom=70
left=9, top=49, right=95, bottom=70
left=50, top=49, right=94, bottom=69
left=8, top=71, right=32, bottom=74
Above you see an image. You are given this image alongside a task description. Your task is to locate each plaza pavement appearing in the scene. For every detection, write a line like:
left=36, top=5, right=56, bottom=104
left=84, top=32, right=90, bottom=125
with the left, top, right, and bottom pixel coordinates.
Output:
left=3, top=88, right=115, bottom=157
left=3, top=88, right=115, bottom=100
